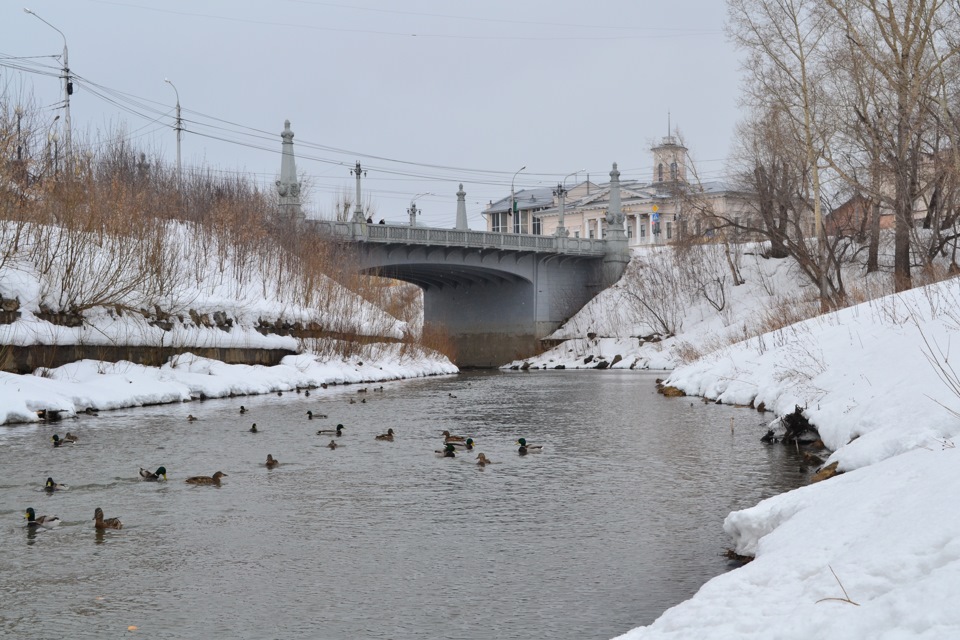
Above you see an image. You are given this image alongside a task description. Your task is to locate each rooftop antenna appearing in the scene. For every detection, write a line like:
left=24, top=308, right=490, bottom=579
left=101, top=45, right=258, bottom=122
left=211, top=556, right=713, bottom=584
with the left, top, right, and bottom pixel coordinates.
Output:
left=667, top=110, right=672, bottom=139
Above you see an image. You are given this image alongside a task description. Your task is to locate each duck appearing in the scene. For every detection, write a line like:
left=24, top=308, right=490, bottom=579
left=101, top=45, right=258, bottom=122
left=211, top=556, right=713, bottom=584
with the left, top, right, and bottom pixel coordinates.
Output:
left=240, top=406, right=247, bottom=414
left=93, top=507, right=123, bottom=530
left=249, top=423, right=258, bottom=433
left=476, top=453, right=493, bottom=466
left=449, top=438, right=475, bottom=451
left=44, top=477, right=66, bottom=492
left=306, top=410, right=329, bottom=420
left=440, top=430, right=465, bottom=443
left=349, top=398, right=356, bottom=404
left=517, top=438, right=544, bottom=455
left=185, top=471, right=227, bottom=486
left=327, top=439, right=338, bottom=450
left=24, top=507, right=60, bottom=528
left=139, top=466, right=167, bottom=481
left=316, top=423, right=344, bottom=437
left=305, top=390, right=311, bottom=397
left=448, top=393, right=457, bottom=399
left=435, top=443, right=457, bottom=458
left=63, top=432, right=79, bottom=443
left=50, top=434, right=75, bottom=447
left=375, top=428, right=395, bottom=441
left=187, top=414, right=198, bottom=422
left=265, top=454, right=279, bottom=469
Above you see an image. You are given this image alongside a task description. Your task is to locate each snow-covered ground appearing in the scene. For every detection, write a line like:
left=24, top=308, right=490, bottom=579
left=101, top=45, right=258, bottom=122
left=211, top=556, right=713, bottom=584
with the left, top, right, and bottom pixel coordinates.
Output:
left=511, top=245, right=960, bottom=638
left=0, top=346, right=457, bottom=427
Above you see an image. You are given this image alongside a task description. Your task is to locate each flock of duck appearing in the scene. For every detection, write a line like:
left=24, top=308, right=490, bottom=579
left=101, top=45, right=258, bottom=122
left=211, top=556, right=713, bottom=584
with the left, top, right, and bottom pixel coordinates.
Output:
left=24, top=431, right=231, bottom=531
left=23, top=399, right=544, bottom=531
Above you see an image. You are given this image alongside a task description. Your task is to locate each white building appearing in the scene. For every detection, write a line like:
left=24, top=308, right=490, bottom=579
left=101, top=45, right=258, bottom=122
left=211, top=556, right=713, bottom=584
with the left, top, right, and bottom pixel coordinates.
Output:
left=483, top=136, right=755, bottom=246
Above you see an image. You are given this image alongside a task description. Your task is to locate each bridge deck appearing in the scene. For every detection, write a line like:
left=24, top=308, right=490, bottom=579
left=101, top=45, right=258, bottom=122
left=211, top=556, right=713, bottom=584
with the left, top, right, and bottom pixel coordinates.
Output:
left=311, top=220, right=606, bottom=256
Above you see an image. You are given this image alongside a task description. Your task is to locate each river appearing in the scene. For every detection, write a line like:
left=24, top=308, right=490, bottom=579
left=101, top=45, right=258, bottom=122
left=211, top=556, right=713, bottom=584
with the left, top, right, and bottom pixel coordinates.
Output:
left=0, top=370, right=805, bottom=639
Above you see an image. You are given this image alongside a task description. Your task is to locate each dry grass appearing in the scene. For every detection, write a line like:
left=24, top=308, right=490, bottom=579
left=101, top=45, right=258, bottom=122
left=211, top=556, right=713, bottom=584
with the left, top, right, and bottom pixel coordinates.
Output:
left=0, top=99, right=437, bottom=358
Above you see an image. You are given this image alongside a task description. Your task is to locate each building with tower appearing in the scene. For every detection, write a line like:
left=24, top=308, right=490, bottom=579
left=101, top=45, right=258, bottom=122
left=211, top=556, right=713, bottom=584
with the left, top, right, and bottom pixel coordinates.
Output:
left=483, top=134, right=757, bottom=247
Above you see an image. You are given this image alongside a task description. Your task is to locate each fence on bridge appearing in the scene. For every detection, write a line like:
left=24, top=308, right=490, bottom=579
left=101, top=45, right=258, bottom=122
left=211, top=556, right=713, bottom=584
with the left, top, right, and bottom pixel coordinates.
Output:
left=310, top=220, right=607, bottom=256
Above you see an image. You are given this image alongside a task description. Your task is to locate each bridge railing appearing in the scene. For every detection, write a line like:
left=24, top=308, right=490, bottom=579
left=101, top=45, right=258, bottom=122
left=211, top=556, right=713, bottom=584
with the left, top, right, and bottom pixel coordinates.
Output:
left=310, top=220, right=606, bottom=256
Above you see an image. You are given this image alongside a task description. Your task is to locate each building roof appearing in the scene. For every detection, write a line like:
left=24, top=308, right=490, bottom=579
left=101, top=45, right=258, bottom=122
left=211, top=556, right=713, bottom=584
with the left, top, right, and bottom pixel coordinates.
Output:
left=486, top=186, right=559, bottom=214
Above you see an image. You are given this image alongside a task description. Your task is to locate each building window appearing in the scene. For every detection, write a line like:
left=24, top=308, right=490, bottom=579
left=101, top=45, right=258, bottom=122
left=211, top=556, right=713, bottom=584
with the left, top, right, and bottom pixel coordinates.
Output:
left=640, top=224, right=646, bottom=238
left=666, top=221, right=673, bottom=239
left=658, top=163, right=664, bottom=182
left=492, top=212, right=508, bottom=233
left=627, top=225, right=633, bottom=238
left=532, top=217, right=541, bottom=235
left=670, top=162, right=678, bottom=181
left=589, top=229, right=595, bottom=239
left=574, top=231, right=580, bottom=238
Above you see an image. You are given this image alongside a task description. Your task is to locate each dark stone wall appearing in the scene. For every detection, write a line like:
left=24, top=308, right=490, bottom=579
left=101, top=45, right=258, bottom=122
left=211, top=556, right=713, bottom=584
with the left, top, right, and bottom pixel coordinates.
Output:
left=0, top=344, right=295, bottom=375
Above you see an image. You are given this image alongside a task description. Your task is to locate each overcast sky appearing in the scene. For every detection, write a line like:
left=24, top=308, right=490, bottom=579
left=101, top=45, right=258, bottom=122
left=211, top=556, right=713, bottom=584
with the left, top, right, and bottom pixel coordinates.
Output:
left=4, top=0, right=744, bottom=227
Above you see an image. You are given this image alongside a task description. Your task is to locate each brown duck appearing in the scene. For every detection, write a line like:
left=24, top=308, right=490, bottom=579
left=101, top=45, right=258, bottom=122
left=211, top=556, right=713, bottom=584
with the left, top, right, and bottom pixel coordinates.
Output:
left=185, top=471, right=227, bottom=486
left=93, top=507, right=123, bottom=530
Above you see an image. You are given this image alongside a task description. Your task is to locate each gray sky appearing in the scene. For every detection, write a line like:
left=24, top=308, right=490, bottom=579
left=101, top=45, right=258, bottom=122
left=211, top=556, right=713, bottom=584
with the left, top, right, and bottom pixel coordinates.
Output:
left=5, top=0, right=744, bottom=227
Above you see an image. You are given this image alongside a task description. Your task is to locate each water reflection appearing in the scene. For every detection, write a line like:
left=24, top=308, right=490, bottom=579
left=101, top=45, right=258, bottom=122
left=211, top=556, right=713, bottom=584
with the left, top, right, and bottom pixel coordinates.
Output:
left=0, top=370, right=805, bottom=640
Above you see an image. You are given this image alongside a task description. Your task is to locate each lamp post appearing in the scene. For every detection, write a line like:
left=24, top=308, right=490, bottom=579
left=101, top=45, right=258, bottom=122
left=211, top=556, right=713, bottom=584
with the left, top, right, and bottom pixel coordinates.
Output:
left=554, top=169, right=584, bottom=237
left=408, top=192, right=433, bottom=227
left=511, top=165, right=526, bottom=234
left=164, top=78, right=182, bottom=187
left=25, top=8, right=71, bottom=177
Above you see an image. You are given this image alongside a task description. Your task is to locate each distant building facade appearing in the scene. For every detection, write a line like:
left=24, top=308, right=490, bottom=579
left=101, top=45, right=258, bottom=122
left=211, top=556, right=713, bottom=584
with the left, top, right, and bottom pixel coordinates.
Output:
left=482, top=136, right=756, bottom=246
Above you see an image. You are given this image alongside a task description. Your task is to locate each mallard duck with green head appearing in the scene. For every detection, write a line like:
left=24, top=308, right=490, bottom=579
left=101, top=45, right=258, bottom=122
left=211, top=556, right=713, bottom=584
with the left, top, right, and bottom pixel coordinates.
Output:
left=449, top=438, right=475, bottom=451
left=185, top=471, right=227, bottom=486
left=93, top=507, right=123, bottom=530
left=24, top=507, right=60, bottom=528
left=139, top=466, right=167, bottom=481
left=316, top=423, right=344, bottom=436
left=517, top=438, right=543, bottom=455
left=50, top=434, right=74, bottom=447
left=435, top=443, right=457, bottom=458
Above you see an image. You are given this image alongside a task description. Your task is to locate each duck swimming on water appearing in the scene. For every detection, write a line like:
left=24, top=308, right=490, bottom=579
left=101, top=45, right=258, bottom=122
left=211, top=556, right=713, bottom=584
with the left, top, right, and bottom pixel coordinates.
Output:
left=93, top=507, right=123, bottom=530
left=25, top=507, right=60, bottom=528
left=139, top=466, right=167, bottom=481
left=185, top=471, right=227, bottom=486
left=375, top=428, right=394, bottom=441
left=316, top=423, right=344, bottom=436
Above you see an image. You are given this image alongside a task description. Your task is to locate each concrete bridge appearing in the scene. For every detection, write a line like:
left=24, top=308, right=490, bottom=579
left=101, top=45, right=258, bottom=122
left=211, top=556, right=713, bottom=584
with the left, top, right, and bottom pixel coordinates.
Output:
left=276, top=121, right=630, bottom=367
left=310, top=214, right=629, bottom=367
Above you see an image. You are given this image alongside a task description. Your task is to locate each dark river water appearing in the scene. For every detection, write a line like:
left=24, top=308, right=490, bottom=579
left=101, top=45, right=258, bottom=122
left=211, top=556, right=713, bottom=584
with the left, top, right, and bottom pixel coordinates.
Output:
left=0, top=370, right=806, bottom=639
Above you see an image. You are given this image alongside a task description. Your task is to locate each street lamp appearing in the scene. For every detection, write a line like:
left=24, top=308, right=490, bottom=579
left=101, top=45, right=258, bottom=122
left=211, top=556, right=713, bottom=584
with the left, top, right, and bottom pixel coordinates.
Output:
left=25, top=7, right=71, bottom=176
left=408, top=192, right=433, bottom=227
left=554, top=169, right=584, bottom=237
left=164, top=78, right=182, bottom=187
left=511, top=166, right=526, bottom=233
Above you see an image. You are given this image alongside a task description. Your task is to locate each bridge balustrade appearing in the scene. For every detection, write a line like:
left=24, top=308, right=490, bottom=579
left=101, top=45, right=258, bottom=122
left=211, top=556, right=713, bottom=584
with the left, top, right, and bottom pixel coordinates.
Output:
left=310, top=220, right=605, bottom=256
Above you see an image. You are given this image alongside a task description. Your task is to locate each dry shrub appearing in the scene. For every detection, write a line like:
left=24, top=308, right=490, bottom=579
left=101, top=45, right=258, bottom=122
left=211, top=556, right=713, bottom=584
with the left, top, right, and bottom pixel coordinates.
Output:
left=418, top=322, right=456, bottom=362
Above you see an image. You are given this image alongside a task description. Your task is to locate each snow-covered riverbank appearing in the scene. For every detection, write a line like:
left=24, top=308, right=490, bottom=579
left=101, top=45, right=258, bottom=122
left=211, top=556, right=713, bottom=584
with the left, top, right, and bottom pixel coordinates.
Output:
left=0, top=346, right=457, bottom=427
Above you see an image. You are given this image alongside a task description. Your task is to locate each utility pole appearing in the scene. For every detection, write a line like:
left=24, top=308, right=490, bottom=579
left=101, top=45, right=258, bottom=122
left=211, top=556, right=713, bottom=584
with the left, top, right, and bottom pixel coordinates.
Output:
left=25, top=8, right=71, bottom=177
left=351, top=161, right=366, bottom=221
left=164, top=78, right=182, bottom=188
